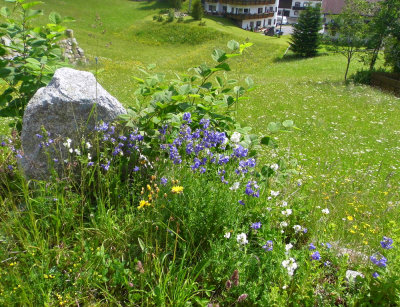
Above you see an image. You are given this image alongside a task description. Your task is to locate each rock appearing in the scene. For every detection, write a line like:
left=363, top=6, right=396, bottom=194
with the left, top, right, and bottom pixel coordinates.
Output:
left=20, top=67, right=127, bottom=179
left=345, top=270, right=364, bottom=283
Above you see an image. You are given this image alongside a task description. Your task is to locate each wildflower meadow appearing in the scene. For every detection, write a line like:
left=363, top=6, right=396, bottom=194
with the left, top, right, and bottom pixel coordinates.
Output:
left=1, top=0, right=400, bottom=305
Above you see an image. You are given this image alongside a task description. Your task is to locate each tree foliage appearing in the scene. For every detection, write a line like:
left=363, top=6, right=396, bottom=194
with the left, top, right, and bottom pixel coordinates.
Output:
left=170, top=0, right=182, bottom=10
left=191, top=0, right=203, bottom=21
left=0, top=0, right=72, bottom=122
left=289, top=6, right=322, bottom=57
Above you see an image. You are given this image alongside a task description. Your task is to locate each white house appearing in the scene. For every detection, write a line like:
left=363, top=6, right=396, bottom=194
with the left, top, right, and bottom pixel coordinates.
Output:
left=278, top=0, right=321, bottom=21
left=204, top=0, right=280, bottom=30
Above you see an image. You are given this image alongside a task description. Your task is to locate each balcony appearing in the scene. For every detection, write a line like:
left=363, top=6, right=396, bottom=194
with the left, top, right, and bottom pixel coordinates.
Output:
left=220, top=0, right=276, bottom=5
left=292, top=6, right=306, bottom=10
left=224, top=12, right=274, bottom=20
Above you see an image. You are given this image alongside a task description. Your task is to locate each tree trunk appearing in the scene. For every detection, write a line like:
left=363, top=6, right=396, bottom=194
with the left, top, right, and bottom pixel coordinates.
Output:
left=188, top=0, right=192, bottom=12
left=345, top=51, right=352, bottom=82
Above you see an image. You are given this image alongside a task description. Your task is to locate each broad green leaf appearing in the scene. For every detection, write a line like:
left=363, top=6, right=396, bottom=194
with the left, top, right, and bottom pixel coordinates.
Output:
left=25, top=57, right=41, bottom=66
left=245, top=76, right=254, bottom=88
left=260, top=136, right=271, bottom=145
left=0, top=67, right=15, bottom=78
left=0, top=7, right=10, bottom=18
left=49, top=11, right=62, bottom=24
left=215, top=76, right=223, bottom=87
left=214, top=62, right=230, bottom=71
left=227, top=40, right=239, bottom=50
left=233, top=86, right=244, bottom=95
left=211, top=49, right=226, bottom=62
left=282, top=120, right=294, bottom=128
left=240, top=42, right=253, bottom=54
left=26, top=9, right=43, bottom=19
left=21, top=1, right=43, bottom=10
left=267, top=122, right=279, bottom=132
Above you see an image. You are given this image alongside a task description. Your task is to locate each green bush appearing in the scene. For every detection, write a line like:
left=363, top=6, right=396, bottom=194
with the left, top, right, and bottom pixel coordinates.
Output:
left=0, top=0, right=72, bottom=121
left=191, top=0, right=203, bottom=21
left=167, top=8, right=175, bottom=22
left=384, top=36, right=400, bottom=73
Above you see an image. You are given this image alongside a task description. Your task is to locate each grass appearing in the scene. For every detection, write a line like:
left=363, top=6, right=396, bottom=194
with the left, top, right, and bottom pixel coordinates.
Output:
left=1, top=0, right=400, bottom=305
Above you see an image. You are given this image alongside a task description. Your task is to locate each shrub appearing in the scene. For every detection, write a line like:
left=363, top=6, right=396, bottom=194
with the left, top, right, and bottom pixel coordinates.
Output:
left=191, top=0, right=203, bottom=21
left=0, top=1, right=72, bottom=121
left=167, top=8, right=175, bottom=22
left=384, top=36, right=400, bottom=73
left=170, top=0, right=182, bottom=10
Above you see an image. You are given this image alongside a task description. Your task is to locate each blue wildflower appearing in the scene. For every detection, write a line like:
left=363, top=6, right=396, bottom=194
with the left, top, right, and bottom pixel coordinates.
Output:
left=309, top=243, right=316, bottom=250
left=160, top=177, right=168, bottom=185
left=311, top=251, right=321, bottom=260
left=1, top=141, right=6, bottom=147
left=133, top=166, right=140, bottom=172
left=238, top=200, right=245, bottom=206
left=183, top=112, right=192, bottom=123
left=370, top=254, right=387, bottom=267
left=200, top=118, right=210, bottom=129
left=87, top=162, right=94, bottom=166
left=380, top=236, right=393, bottom=249
left=251, top=222, right=261, bottom=230
left=372, top=272, right=379, bottom=278
left=35, top=134, right=43, bottom=138
left=262, top=240, right=273, bottom=251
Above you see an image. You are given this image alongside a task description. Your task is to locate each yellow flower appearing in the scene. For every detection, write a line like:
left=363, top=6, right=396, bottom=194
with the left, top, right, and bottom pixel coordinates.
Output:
left=137, top=200, right=151, bottom=209
left=171, top=186, right=184, bottom=194
left=347, top=216, right=353, bottom=221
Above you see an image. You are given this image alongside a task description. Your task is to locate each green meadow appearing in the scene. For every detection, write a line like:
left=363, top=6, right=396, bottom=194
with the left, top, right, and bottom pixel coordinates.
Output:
left=1, top=0, right=400, bottom=304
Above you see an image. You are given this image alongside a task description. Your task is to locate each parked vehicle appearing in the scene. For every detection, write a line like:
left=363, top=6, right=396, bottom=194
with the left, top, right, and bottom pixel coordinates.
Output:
left=264, top=27, right=275, bottom=36
left=277, top=16, right=288, bottom=25
left=275, top=29, right=284, bottom=35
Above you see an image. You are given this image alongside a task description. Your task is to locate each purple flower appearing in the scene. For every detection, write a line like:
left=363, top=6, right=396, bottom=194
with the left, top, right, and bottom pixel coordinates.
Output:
left=159, top=124, right=168, bottom=135
left=35, top=134, right=43, bottom=138
left=303, top=228, right=308, bottom=234
left=311, top=251, right=321, bottom=260
left=262, top=240, right=273, bottom=251
left=380, top=236, right=393, bottom=249
left=200, top=118, right=210, bottom=129
left=370, top=253, right=387, bottom=267
left=199, top=167, right=206, bottom=174
left=372, top=272, right=379, bottom=278
left=87, top=162, right=94, bottom=166
left=238, top=200, right=245, bottom=206
left=7, top=165, right=13, bottom=171
left=309, top=243, right=316, bottom=250
left=101, top=161, right=110, bottom=171
left=160, top=177, right=168, bottom=185
left=245, top=180, right=260, bottom=198
left=321, top=242, right=332, bottom=249
left=251, top=222, right=261, bottom=230
left=183, top=112, right=192, bottom=123
left=133, top=166, right=140, bottom=172
left=0, top=141, right=6, bottom=147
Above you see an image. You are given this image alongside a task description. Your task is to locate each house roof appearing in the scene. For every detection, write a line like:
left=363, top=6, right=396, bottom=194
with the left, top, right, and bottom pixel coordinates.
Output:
left=322, top=0, right=381, bottom=14
left=279, top=0, right=292, bottom=9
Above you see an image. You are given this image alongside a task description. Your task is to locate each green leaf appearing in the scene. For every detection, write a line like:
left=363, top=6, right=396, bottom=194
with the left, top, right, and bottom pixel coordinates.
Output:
left=214, top=62, right=230, bottom=71
left=138, top=238, right=145, bottom=252
left=26, top=9, right=43, bottom=19
left=233, top=86, right=244, bottom=95
left=49, top=11, right=62, bottom=24
left=0, top=7, right=10, bottom=18
left=132, top=76, right=144, bottom=84
left=267, top=122, right=279, bottom=133
left=215, top=76, right=223, bottom=87
left=25, top=57, right=41, bottom=66
left=0, top=67, right=15, bottom=78
left=282, top=120, right=294, bottom=128
left=240, top=42, right=253, bottom=54
left=147, top=63, right=156, bottom=70
left=260, top=136, right=271, bottom=145
left=211, top=49, right=227, bottom=62
left=21, top=1, right=43, bottom=10
left=178, top=84, right=191, bottom=95
left=227, top=79, right=237, bottom=84
left=245, top=76, right=254, bottom=88
left=227, top=40, right=240, bottom=50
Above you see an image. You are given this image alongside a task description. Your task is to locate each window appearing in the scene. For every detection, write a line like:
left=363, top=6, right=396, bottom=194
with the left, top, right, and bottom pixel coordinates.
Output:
left=304, top=2, right=311, bottom=7
left=258, top=7, right=263, bottom=14
left=295, top=2, right=300, bottom=7
left=209, top=5, right=216, bottom=11
left=278, top=10, right=282, bottom=15
left=223, top=6, right=227, bottom=12
left=256, top=20, right=261, bottom=27
left=244, top=8, right=249, bottom=13
left=268, top=18, right=271, bottom=25
left=238, top=8, right=243, bottom=13
left=250, top=21, right=254, bottom=28
left=269, top=6, right=273, bottom=11
left=231, top=7, right=234, bottom=13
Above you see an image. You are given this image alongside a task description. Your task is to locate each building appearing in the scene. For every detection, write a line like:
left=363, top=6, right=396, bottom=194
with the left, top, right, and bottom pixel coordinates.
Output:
left=278, top=0, right=322, bottom=22
left=204, top=0, right=280, bottom=30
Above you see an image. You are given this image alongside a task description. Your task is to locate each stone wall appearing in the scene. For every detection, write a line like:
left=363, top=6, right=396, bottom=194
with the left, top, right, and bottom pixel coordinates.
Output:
left=58, top=29, right=88, bottom=65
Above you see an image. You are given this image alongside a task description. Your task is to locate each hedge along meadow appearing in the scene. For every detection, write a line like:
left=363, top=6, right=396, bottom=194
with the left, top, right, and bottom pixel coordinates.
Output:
left=1, top=4, right=400, bottom=307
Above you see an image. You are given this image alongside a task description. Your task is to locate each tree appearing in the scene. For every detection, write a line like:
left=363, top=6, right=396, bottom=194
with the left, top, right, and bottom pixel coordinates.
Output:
left=170, top=0, right=182, bottom=10
left=329, top=0, right=370, bottom=81
left=191, top=0, right=203, bottom=21
left=289, top=6, right=322, bottom=57
left=365, top=0, right=400, bottom=70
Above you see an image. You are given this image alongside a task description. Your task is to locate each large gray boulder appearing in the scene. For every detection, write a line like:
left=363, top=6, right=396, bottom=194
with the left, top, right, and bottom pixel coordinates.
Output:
left=20, top=67, right=127, bottom=179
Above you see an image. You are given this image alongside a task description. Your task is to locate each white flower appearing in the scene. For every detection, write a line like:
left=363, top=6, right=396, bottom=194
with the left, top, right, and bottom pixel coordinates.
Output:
left=282, top=258, right=298, bottom=276
left=270, top=190, right=280, bottom=197
left=69, top=148, right=73, bottom=153
left=285, top=243, right=293, bottom=251
left=281, top=201, right=288, bottom=207
left=236, top=233, right=248, bottom=245
left=280, top=221, right=288, bottom=228
left=322, top=208, right=330, bottom=215
left=230, top=132, right=241, bottom=143
left=63, top=138, right=72, bottom=148
left=282, top=285, right=288, bottom=289
left=281, top=209, right=292, bottom=216
left=230, top=182, right=240, bottom=191
left=224, top=232, right=231, bottom=239
left=74, top=148, right=81, bottom=156
left=293, top=225, right=302, bottom=233
left=86, top=142, right=92, bottom=149
left=266, top=207, right=272, bottom=211
left=270, top=163, right=279, bottom=171
left=88, top=153, right=92, bottom=160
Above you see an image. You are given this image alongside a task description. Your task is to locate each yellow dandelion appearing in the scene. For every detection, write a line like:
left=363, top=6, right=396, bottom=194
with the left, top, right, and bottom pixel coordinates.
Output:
left=137, top=200, right=151, bottom=209
left=171, top=186, right=184, bottom=194
left=347, top=216, right=353, bottom=221
left=147, top=184, right=152, bottom=191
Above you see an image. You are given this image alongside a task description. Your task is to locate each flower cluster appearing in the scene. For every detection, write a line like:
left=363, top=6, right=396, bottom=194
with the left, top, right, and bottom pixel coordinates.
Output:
left=282, top=258, right=298, bottom=276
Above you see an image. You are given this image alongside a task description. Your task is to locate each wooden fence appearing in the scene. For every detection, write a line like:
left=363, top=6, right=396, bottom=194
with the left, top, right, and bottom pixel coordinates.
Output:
left=371, top=72, right=400, bottom=97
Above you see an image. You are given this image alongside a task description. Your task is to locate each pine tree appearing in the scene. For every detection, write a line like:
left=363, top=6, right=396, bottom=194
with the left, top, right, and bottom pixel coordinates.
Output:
left=191, top=0, right=203, bottom=21
left=289, top=6, right=322, bottom=57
